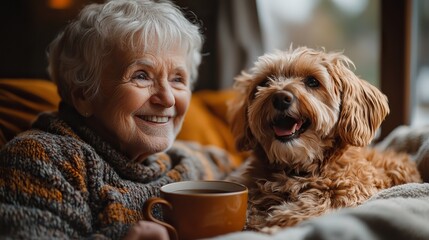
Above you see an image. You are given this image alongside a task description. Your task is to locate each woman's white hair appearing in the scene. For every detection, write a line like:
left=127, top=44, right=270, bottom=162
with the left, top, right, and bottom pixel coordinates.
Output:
left=47, top=0, right=203, bottom=104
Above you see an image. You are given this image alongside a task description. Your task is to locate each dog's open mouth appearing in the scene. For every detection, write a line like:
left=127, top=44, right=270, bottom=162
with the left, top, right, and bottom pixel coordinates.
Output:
left=272, top=115, right=310, bottom=142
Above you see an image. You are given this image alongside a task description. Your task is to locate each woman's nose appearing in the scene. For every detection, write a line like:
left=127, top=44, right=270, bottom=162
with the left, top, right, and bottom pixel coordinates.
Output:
left=150, top=82, right=175, bottom=107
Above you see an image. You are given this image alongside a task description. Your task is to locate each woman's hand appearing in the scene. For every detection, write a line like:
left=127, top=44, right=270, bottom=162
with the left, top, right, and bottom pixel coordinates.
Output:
left=123, top=221, right=169, bottom=240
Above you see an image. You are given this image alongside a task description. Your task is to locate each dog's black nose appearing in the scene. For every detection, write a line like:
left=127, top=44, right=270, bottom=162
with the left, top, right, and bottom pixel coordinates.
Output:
left=272, top=91, right=294, bottom=110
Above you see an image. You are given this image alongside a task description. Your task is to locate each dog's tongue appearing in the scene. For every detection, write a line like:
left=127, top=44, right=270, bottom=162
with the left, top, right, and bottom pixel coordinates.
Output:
left=273, top=119, right=303, bottom=137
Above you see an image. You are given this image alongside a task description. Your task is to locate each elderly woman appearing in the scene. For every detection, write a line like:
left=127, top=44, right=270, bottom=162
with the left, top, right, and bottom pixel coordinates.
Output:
left=0, top=0, right=234, bottom=239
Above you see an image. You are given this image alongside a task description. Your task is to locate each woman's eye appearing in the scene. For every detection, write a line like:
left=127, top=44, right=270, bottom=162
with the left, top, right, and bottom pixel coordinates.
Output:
left=172, top=77, right=184, bottom=83
left=170, top=75, right=188, bottom=88
left=304, top=76, right=320, bottom=88
left=132, top=71, right=150, bottom=81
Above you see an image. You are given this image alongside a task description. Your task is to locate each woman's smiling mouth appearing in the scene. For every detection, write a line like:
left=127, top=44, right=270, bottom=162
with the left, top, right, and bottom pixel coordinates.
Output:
left=138, top=115, right=171, bottom=123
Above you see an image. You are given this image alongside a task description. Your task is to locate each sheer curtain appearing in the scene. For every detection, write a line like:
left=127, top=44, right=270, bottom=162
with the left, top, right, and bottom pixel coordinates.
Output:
left=176, top=0, right=263, bottom=91
left=216, top=0, right=263, bottom=89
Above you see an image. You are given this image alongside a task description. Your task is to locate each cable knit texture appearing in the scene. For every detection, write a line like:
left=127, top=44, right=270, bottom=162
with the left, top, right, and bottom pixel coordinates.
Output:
left=0, top=102, right=234, bottom=239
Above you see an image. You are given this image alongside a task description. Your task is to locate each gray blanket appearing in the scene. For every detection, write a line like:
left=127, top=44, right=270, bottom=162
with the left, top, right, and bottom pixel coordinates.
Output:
left=211, top=125, right=429, bottom=240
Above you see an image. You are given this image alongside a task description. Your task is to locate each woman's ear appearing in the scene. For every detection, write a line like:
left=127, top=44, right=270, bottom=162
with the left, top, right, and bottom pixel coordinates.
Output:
left=71, top=87, right=94, bottom=118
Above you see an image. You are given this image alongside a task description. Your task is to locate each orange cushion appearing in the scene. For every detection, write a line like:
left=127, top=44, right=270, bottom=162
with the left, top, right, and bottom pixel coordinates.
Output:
left=0, top=79, right=60, bottom=146
left=177, top=90, right=244, bottom=166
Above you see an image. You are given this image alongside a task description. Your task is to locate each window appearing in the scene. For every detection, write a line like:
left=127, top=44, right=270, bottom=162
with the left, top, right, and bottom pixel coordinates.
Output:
left=411, top=0, right=429, bottom=126
left=256, top=0, right=380, bottom=86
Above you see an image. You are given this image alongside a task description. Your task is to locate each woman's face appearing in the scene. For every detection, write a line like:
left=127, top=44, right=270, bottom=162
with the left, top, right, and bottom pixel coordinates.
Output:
left=86, top=45, right=192, bottom=162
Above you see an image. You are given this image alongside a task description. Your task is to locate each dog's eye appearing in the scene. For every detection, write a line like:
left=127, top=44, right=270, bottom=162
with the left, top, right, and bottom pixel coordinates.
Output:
left=258, top=79, right=270, bottom=87
left=304, top=76, right=320, bottom=88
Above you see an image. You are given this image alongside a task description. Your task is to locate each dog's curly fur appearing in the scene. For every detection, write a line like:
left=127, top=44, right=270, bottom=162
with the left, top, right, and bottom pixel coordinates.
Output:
left=227, top=47, right=422, bottom=230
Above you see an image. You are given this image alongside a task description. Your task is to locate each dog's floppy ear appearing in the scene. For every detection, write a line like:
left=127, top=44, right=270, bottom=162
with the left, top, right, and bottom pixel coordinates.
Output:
left=325, top=53, right=390, bottom=146
left=227, top=71, right=258, bottom=151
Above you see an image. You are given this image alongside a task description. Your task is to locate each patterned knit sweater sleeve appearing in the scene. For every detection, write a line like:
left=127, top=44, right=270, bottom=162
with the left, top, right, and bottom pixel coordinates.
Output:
left=0, top=103, right=235, bottom=239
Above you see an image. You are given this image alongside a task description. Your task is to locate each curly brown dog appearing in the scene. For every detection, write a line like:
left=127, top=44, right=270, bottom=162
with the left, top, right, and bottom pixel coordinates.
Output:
left=227, top=47, right=422, bottom=231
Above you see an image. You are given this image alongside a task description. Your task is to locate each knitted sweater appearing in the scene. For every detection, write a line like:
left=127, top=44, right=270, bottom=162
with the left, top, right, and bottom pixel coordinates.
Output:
left=0, top=103, right=234, bottom=239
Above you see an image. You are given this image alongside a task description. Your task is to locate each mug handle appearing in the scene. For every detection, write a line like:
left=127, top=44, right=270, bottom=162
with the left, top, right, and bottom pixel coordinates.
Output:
left=143, top=197, right=179, bottom=240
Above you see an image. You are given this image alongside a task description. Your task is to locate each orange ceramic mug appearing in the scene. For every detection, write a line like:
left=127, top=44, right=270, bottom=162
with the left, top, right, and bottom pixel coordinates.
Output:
left=143, top=180, right=248, bottom=240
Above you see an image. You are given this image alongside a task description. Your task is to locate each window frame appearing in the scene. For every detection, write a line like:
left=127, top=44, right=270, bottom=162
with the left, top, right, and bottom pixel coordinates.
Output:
left=379, top=0, right=412, bottom=139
